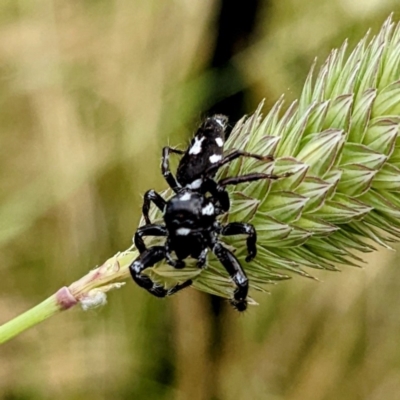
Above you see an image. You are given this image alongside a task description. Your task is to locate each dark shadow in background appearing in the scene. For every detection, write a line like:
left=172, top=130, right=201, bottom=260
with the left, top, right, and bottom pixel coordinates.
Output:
left=207, top=0, right=266, bottom=127
left=202, top=0, right=269, bottom=398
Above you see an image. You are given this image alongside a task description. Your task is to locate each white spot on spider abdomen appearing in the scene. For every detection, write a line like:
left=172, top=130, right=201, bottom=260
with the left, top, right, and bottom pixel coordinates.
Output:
left=189, top=136, right=205, bottom=155
left=187, top=178, right=202, bottom=189
left=176, top=228, right=191, bottom=236
left=201, top=203, right=214, bottom=216
left=215, top=137, right=224, bottom=147
left=209, top=154, right=222, bottom=163
left=180, top=192, right=191, bottom=201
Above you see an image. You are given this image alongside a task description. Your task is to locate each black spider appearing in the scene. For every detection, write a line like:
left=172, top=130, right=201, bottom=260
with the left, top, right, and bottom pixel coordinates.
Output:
left=129, top=115, right=288, bottom=311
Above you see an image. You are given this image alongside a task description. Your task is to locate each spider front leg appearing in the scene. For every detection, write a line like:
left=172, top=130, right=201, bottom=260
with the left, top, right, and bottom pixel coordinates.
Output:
left=162, top=147, right=185, bottom=193
left=134, top=224, right=167, bottom=253
left=142, top=189, right=167, bottom=225
left=165, top=240, right=185, bottom=269
left=212, top=241, right=248, bottom=312
left=129, top=246, right=192, bottom=298
left=196, top=247, right=208, bottom=269
left=201, top=178, right=230, bottom=213
left=221, top=222, right=257, bottom=262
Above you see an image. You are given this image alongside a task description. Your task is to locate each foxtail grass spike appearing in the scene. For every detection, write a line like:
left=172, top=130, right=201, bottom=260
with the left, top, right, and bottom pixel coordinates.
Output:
left=2, top=15, right=400, bottom=344
left=148, top=15, right=400, bottom=300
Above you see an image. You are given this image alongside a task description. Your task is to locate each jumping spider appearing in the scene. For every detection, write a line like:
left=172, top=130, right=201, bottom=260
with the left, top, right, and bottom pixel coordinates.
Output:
left=129, top=115, right=289, bottom=311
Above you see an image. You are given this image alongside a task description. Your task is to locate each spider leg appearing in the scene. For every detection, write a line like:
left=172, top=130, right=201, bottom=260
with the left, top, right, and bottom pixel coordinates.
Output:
left=205, top=150, right=274, bottom=176
left=142, top=189, right=167, bottom=225
left=219, top=172, right=292, bottom=187
left=221, top=222, right=257, bottom=262
left=162, top=147, right=185, bottom=193
left=134, top=224, right=167, bottom=254
left=211, top=241, right=248, bottom=311
left=196, top=247, right=208, bottom=269
left=129, top=246, right=192, bottom=298
left=201, top=178, right=230, bottom=213
left=165, top=240, right=186, bottom=269
left=201, top=172, right=291, bottom=215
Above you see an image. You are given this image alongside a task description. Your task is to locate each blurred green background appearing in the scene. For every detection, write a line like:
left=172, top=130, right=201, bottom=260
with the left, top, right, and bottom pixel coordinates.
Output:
left=1, top=1, right=400, bottom=399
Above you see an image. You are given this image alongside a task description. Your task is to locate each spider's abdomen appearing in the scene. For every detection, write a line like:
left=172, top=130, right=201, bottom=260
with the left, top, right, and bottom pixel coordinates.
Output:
left=176, top=115, right=227, bottom=187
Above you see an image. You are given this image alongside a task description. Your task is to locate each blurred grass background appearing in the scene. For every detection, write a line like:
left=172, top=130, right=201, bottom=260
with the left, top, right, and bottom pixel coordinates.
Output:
left=1, top=1, right=400, bottom=399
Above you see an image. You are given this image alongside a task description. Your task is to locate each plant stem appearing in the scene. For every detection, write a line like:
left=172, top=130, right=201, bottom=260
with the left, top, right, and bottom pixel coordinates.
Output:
left=0, top=294, right=62, bottom=344
left=0, top=252, right=135, bottom=345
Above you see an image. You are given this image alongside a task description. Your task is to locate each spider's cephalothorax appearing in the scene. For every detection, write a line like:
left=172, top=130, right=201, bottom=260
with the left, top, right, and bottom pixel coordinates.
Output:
left=130, top=115, right=290, bottom=311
